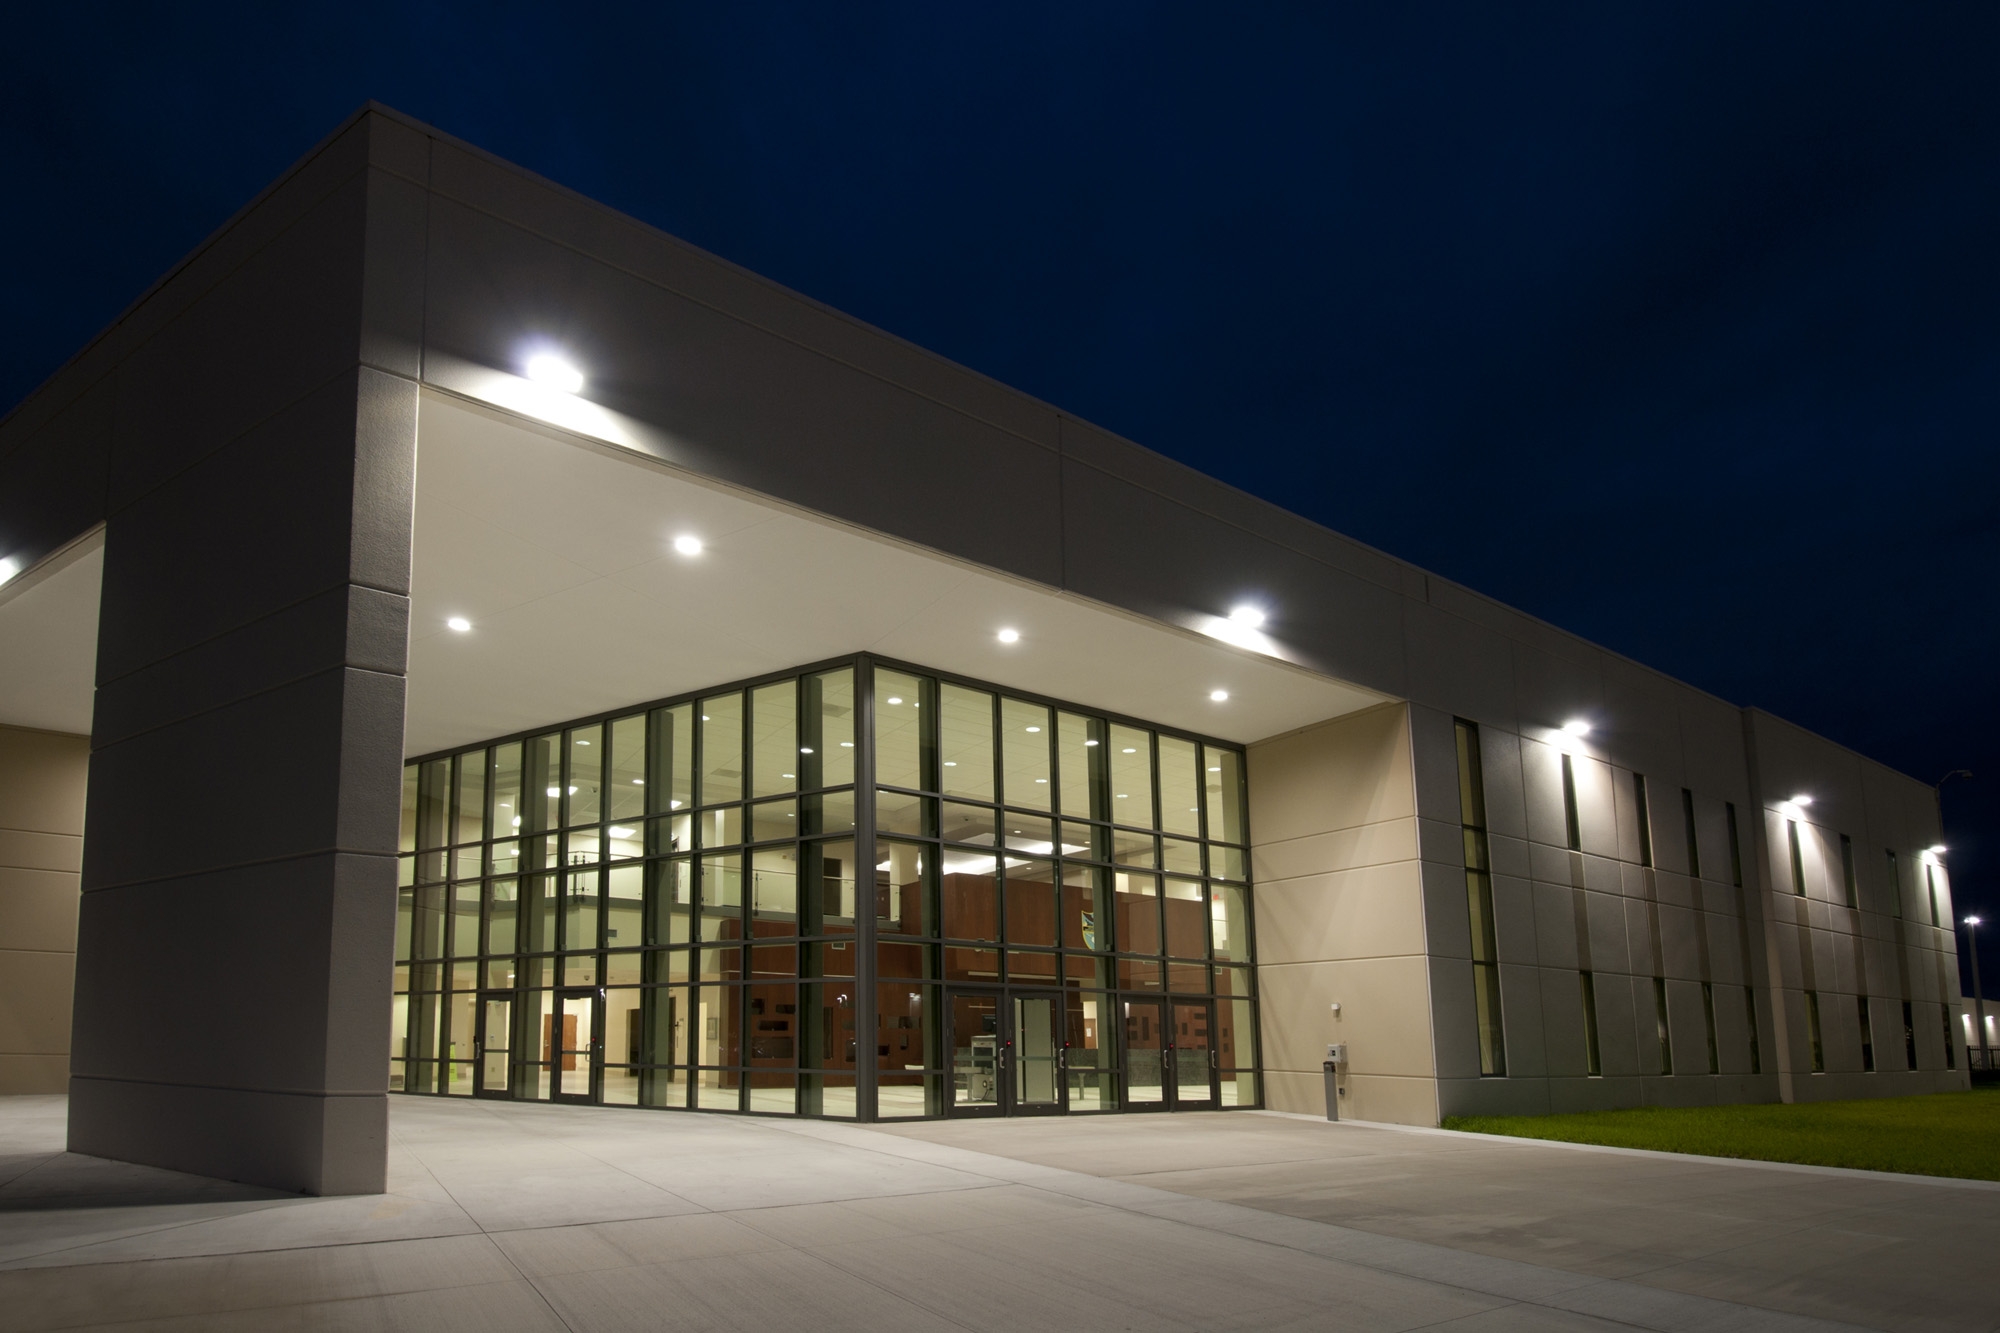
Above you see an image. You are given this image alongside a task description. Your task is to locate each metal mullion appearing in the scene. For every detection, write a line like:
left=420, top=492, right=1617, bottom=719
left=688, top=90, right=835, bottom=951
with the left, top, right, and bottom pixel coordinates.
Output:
left=854, top=653, right=879, bottom=1120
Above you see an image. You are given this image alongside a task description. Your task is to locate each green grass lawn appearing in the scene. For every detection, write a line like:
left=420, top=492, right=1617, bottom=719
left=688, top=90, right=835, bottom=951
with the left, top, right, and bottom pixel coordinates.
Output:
left=1442, top=1086, right=2000, bottom=1181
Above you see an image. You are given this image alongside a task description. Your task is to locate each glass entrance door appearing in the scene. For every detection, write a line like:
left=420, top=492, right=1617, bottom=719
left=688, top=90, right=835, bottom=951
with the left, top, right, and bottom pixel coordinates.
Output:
left=1010, top=991, right=1064, bottom=1116
left=548, top=988, right=600, bottom=1103
left=1123, top=998, right=1168, bottom=1109
left=1170, top=1000, right=1217, bottom=1108
left=948, top=988, right=1069, bottom=1116
left=475, top=991, right=513, bottom=1098
left=949, top=991, right=1004, bottom=1115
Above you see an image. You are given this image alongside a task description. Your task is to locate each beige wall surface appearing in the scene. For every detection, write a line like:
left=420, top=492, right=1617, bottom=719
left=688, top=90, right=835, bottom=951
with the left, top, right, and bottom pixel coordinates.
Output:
left=0, top=725, right=88, bottom=1092
left=1250, top=703, right=1439, bottom=1125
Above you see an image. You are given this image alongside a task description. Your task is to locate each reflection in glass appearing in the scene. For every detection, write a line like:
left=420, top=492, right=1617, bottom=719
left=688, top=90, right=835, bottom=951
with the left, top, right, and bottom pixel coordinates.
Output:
left=1163, top=878, right=1206, bottom=958
left=750, top=798, right=798, bottom=842
left=751, top=681, right=798, bottom=799
left=939, top=802, right=997, bottom=846
left=939, top=683, right=995, bottom=801
left=875, top=839, right=932, bottom=937
left=1057, top=712, right=1104, bottom=820
left=1108, top=726, right=1153, bottom=828
left=609, top=714, right=645, bottom=821
left=702, top=694, right=743, bottom=805
left=803, top=838, right=857, bottom=935
left=1158, top=735, right=1201, bottom=838
left=567, top=725, right=602, bottom=827
left=454, top=752, right=486, bottom=846
left=874, top=669, right=926, bottom=789
left=1114, top=872, right=1161, bottom=955
left=1203, top=747, right=1247, bottom=845
left=941, top=851, right=1000, bottom=942
left=751, top=847, right=798, bottom=932
left=1001, top=698, right=1052, bottom=811
left=1172, top=1001, right=1214, bottom=1106
left=951, top=992, right=1001, bottom=1111
left=805, top=668, right=855, bottom=788
left=1004, top=859, right=1058, bottom=947
left=1066, top=991, right=1116, bottom=1110
left=1124, top=999, right=1165, bottom=1104
left=1210, top=884, right=1249, bottom=964
left=700, top=853, right=743, bottom=940
left=652, top=703, right=694, bottom=814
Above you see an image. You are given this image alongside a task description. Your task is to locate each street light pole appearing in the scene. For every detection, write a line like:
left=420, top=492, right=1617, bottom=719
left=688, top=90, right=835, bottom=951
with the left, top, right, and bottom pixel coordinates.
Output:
left=1966, top=916, right=1990, bottom=1073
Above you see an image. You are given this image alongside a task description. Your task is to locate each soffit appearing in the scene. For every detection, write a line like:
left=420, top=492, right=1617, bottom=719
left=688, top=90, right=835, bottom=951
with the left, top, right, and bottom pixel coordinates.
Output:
left=408, top=392, right=1387, bottom=758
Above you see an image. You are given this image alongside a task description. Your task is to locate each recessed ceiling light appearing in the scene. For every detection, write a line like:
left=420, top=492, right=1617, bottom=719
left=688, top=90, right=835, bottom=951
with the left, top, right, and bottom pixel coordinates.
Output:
left=1085, top=739, right=1099, bottom=747
left=944, top=761, right=957, bottom=767
left=1035, top=778, right=1047, bottom=783
left=840, top=741, right=854, bottom=748
left=887, top=697, right=903, bottom=705
left=1025, top=726, right=1041, bottom=733
left=1561, top=719, right=1590, bottom=736
left=633, top=779, right=644, bottom=785
left=997, top=628, right=1020, bottom=644
left=782, top=773, right=794, bottom=779
left=524, top=353, right=585, bottom=394
left=1122, top=747, right=1136, bottom=754
left=1228, top=605, right=1265, bottom=628
left=800, top=747, right=814, bottom=754
left=673, top=535, right=703, bottom=556
left=1209, top=690, right=1230, bottom=702
left=446, top=617, right=472, bottom=632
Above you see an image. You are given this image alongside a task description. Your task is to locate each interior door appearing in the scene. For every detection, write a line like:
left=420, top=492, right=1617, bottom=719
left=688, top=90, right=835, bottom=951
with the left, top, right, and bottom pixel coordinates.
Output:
left=1170, top=1000, right=1217, bottom=1109
left=549, top=988, right=600, bottom=1102
left=948, top=990, right=1005, bottom=1116
left=1122, top=998, right=1168, bottom=1110
left=1010, top=991, right=1065, bottom=1116
left=475, top=991, right=513, bottom=1098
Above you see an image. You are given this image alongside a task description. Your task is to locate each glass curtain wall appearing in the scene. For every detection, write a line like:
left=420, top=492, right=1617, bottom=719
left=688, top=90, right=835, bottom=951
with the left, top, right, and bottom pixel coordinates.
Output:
left=393, top=656, right=1260, bottom=1120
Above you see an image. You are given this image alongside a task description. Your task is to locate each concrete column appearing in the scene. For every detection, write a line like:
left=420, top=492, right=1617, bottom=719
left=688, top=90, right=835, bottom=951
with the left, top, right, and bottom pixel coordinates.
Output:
left=52, top=111, right=429, bottom=1195
left=0, top=725, right=89, bottom=1093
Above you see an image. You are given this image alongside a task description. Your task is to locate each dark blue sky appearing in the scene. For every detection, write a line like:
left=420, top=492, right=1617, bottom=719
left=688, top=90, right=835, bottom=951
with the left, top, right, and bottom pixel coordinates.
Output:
left=6, top=5, right=1996, bottom=987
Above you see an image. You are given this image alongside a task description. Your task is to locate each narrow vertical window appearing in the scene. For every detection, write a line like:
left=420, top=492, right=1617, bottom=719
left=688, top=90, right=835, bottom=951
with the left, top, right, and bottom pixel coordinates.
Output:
left=1787, top=821, right=1806, bottom=897
left=1456, top=720, right=1505, bottom=1076
left=1633, top=774, right=1653, bottom=867
left=1941, top=1005, right=1957, bottom=1070
left=1857, top=996, right=1875, bottom=1072
left=1725, top=803, right=1743, bottom=887
left=1926, top=864, right=1940, bottom=927
left=1885, top=850, right=1902, bottom=919
left=1839, top=835, right=1857, bottom=909
left=1745, top=986, right=1762, bottom=1074
left=1560, top=753, right=1581, bottom=851
left=1806, top=991, right=1824, bottom=1072
left=1903, top=1000, right=1917, bottom=1069
left=1701, top=982, right=1719, bottom=1074
left=1580, top=971, right=1602, bottom=1075
left=1681, top=788, right=1700, bottom=879
left=1653, top=977, right=1673, bottom=1074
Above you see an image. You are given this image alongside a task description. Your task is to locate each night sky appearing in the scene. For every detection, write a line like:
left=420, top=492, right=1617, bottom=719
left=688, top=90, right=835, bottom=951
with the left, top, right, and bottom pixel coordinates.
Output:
left=6, top=7, right=1996, bottom=990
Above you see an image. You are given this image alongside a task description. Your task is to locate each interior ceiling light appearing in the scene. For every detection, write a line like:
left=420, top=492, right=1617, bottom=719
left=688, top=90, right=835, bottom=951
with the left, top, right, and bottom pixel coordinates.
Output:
left=1561, top=719, right=1590, bottom=736
left=673, top=535, right=703, bottom=556
left=1228, top=605, right=1265, bottom=628
left=446, top=616, right=472, bottom=632
left=997, top=628, right=1020, bottom=644
left=524, top=353, right=585, bottom=394
left=1210, top=690, right=1230, bottom=702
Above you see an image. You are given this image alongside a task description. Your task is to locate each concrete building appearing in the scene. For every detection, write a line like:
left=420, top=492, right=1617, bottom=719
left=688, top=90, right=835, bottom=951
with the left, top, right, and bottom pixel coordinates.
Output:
left=0, top=105, right=1968, bottom=1195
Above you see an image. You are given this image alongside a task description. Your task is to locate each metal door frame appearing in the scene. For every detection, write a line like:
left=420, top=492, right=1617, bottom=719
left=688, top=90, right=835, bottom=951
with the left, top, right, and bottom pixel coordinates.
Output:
left=550, top=986, right=603, bottom=1104
left=1119, top=995, right=1171, bottom=1112
left=1168, top=996, right=1220, bottom=1110
left=1007, top=988, right=1069, bottom=1118
left=473, top=989, right=515, bottom=1099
